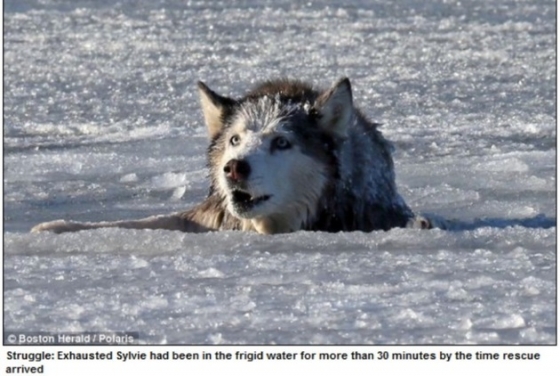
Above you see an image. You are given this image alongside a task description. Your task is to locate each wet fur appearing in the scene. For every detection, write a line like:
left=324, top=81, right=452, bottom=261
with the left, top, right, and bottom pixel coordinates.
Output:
left=32, top=78, right=435, bottom=235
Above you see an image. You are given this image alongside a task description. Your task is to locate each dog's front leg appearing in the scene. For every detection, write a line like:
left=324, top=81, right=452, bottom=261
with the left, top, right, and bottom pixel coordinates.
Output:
left=30, top=195, right=233, bottom=234
left=30, top=214, right=197, bottom=234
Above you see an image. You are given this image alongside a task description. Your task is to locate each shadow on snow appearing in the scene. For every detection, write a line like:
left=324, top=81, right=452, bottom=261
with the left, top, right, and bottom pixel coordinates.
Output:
left=445, top=214, right=556, bottom=231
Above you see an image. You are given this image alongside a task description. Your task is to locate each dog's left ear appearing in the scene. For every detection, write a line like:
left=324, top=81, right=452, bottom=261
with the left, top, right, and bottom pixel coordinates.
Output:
left=198, top=82, right=236, bottom=139
left=313, top=78, right=353, bottom=138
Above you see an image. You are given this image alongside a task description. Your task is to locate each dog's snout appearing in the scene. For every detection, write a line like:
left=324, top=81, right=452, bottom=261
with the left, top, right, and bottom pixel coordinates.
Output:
left=224, top=159, right=251, bottom=181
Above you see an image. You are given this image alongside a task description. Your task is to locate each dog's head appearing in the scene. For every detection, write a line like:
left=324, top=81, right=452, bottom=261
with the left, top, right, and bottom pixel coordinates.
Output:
left=198, top=78, right=354, bottom=233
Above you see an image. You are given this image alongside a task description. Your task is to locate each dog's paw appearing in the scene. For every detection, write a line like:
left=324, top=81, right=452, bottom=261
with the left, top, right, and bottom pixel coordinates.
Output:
left=31, top=220, right=85, bottom=234
left=407, top=215, right=448, bottom=230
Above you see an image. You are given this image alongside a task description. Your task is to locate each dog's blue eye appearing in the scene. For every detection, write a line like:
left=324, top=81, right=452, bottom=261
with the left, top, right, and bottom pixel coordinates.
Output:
left=273, top=136, right=291, bottom=150
left=230, top=135, right=240, bottom=146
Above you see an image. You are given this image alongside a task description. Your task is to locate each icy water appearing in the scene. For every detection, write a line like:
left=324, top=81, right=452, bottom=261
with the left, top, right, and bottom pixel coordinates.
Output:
left=3, top=0, right=556, bottom=344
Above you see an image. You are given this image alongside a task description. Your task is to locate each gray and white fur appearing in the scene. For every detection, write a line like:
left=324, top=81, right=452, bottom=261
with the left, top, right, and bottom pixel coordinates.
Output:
left=32, top=78, right=438, bottom=235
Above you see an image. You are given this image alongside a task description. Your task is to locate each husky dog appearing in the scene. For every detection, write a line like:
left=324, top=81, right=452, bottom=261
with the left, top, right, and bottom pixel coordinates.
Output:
left=32, top=78, right=437, bottom=235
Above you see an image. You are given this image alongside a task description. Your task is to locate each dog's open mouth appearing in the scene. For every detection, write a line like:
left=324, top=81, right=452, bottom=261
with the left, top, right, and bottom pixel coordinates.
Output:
left=231, top=190, right=271, bottom=211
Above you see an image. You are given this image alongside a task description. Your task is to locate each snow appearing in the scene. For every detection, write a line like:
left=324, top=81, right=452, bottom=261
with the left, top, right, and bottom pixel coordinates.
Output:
left=2, top=0, right=556, bottom=344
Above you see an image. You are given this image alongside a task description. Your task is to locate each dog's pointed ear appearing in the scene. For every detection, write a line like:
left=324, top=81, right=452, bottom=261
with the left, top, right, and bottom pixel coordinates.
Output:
left=198, top=82, right=236, bottom=139
left=313, top=78, right=353, bottom=138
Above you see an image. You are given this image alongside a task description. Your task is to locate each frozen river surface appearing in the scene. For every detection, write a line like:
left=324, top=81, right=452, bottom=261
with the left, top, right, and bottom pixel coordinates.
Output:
left=3, top=0, right=556, bottom=344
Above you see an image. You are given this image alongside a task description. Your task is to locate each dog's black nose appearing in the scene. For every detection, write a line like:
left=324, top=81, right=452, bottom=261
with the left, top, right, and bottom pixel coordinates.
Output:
left=223, top=159, right=251, bottom=181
